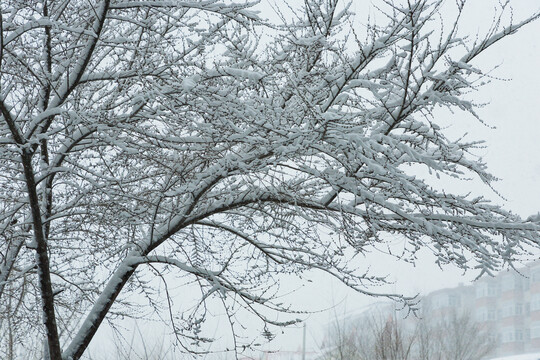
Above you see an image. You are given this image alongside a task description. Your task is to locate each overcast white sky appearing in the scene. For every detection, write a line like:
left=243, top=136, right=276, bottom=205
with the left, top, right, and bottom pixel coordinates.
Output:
left=88, top=1, right=540, bottom=358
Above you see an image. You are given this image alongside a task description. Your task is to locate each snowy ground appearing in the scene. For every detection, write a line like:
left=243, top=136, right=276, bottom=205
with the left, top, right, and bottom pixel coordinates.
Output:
left=489, top=353, right=540, bottom=360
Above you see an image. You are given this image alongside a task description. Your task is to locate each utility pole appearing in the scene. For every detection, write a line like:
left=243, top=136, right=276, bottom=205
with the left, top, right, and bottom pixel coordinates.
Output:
left=302, top=323, right=307, bottom=360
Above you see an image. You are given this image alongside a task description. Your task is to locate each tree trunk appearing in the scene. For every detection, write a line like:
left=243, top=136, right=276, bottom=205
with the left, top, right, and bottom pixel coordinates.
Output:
left=21, top=152, right=62, bottom=360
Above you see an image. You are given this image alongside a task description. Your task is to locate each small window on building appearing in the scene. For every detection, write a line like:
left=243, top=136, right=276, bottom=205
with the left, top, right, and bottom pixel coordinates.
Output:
left=531, top=295, right=540, bottom=312
left=488, top=283, right=499, bottom=296
left=502, top=328, right=515, bottom=343
left=449, top=294, right=460, bottom=307
left=501, top=275, right=514, bottom=292
left=488, top=308, right=497, bottom=320
left=475, top=284, right=488, bottom=299
left=531, top=323, right=540, bottom=339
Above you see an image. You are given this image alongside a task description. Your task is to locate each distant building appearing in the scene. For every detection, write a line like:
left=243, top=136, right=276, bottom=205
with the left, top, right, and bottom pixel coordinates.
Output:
left=419, top=261, right=540, bottom=358
left=317, top=261, right=540, bottom=359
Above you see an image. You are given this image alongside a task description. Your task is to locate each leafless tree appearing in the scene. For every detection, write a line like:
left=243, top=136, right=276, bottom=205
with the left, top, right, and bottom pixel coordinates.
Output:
left=320, top=309, right=364, bottom=360
left=321, top=308, right=416, bottom=360
left=1, top=0, right=539, bottom=359
left=374, top=316, right=417, bottom=360
left=321, top=307, right=494, bottom=360
left=417, top=311, right=495, bottom=360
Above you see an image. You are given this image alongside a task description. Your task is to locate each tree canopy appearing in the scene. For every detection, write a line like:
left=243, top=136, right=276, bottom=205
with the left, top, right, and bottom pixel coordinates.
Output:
left=0, top=0, right=539, bottom=359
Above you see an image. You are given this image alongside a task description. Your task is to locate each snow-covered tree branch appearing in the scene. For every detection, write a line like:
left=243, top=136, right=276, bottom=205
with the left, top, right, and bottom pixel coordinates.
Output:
left=1, top=0, right=539, bottom=359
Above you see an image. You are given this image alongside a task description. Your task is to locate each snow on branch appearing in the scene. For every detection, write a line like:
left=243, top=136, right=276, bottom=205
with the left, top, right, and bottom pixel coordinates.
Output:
left=1, top=0, right=539, bottom=359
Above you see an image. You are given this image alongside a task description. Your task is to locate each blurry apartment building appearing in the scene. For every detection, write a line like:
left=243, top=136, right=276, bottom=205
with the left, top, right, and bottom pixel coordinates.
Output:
left=421, top=261, right=540, bottom=358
